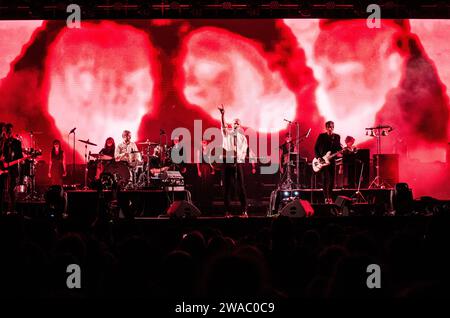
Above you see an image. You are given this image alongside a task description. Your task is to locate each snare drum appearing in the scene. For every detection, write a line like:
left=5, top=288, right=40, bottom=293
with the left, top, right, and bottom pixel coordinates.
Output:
left=14, top=184, right=29, bottom=200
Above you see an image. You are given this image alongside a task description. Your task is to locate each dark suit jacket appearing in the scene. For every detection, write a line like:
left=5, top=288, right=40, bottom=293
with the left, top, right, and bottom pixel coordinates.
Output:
left=314, top=133, right=342, bottom=158
left=2, top=137, right=23, bottom=176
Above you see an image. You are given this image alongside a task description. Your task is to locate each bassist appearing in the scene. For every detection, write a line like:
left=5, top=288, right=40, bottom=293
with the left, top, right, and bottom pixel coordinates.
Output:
left=314, top=121, right=342, bottom=204
left=1, top=123, right=23, bottom=213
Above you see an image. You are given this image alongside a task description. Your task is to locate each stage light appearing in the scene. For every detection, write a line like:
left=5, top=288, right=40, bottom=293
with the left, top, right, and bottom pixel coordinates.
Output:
left=299, top=0, right=312, bottom=17
left=370, top=130, right=375, bottom=137
left=222, top=2, right=232, bottom=10
left=283, top=191, right=290, bottom=197
left=325, top=1, right=336, bottom=10
left=293, top=191, right=299, bottom=196
left=138, top=3, right=151, bottom=17
left=269, top=1, right=280, bottom=10
left=365, top=130, right=369, bottom=136
left=382, top=130, right=388, bottom=136
left=170, top=1, right=180, bottom=10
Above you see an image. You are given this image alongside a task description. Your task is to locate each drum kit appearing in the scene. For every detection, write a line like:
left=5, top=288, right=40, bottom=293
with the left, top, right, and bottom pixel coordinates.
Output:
left=15, top=131, right=43, bottom=200
left=81, top=138, right=173, bottom=190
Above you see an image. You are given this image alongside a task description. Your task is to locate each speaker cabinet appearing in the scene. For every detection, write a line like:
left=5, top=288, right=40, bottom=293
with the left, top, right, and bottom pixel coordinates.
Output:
left=167, top=200, right=201, bottom=218
left=279, top=199, right=314, bottom=217
left=335, top=195, right=353, bottom=216
left=335, top=195, right=353, bottom=207
left=391, top=183, right=413, bottom=215
left=373, top=154, right=399, bottom=186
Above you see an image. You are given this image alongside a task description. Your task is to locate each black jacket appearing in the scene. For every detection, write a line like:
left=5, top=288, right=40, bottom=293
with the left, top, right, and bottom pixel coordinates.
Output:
left=314, top=133, right=342, bottom=158
left=2, top=137, right=23, bottom=175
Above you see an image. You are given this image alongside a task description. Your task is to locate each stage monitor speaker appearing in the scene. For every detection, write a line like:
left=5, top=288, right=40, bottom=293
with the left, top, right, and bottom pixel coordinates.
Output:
left=335, top=196, right=353, bottom=207
left=335, top=195, right=353, bottom=216
left=391, top=183, right=413, bottom=215
left=167, top=200, right=201, bottom=218
left=279, top=199, right=314, bottom=218
left=373, top=154, right=399, bottom=186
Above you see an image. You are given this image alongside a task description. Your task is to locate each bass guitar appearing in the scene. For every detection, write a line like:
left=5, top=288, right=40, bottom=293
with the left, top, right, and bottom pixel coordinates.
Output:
left=312, top=150, right=343, bottom=172
left=0, top=154, right=35, bottom=175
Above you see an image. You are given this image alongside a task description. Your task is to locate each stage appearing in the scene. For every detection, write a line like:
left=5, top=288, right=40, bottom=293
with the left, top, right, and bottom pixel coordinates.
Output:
left=14, top=187, right=449, bottom=221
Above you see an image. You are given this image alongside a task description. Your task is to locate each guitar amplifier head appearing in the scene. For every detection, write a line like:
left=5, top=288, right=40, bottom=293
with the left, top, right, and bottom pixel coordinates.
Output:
left=162, top=170, right=183, bottom=179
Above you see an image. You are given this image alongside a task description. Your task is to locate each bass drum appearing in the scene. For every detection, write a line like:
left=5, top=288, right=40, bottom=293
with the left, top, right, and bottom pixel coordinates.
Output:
left=101, top=161, right=130, bottom=187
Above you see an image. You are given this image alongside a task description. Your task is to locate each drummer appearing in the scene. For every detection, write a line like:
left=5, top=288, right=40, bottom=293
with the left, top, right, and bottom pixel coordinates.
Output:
left=93, top=137, right=115, bottom=180
left=280, top=132, right=296, bottom=174
left=99, top=137, right=115, bottom=159
left=115, top=130, right=142, bottom=164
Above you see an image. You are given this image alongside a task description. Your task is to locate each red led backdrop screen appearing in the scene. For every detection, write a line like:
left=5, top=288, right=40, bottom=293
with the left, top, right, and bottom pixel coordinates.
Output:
left=0, top=19, right=449, bottom=198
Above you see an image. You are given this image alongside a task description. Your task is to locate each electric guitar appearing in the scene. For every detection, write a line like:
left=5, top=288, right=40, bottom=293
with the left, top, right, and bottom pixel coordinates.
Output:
left=0, top=155, right=34, bottom=175
left=312, top=150, right=343, bottom=172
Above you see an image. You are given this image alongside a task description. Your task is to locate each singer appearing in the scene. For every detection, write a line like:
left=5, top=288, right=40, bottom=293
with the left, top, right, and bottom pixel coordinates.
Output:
left=314, top=121, right=342, bottom=204
left=48, top=139, right=67, bottom=186
left=218, top=105, right=255, bottom=218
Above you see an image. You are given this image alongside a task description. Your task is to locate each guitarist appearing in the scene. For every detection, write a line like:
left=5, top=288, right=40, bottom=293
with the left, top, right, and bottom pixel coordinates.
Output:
left=1, top=123, right=23, bottom=212
left=314, top=121, right=342, bottom=204
left=0, top=122, right=6, bottom=213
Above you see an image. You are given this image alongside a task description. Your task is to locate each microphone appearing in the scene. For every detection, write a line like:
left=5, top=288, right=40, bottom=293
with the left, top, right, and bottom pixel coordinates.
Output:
left=284, top=119, right=292, bottom=123
left=306, top=128, right=311, bottom=138
left=69, top=127, right=76, bottom=134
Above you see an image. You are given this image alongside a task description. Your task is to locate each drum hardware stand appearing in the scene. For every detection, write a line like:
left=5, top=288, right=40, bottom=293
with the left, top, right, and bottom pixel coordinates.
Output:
left=84, top=148, right=90, bottom=190
left=24, top=131, right=42, bottom=201
left=69, top=128, right=76, bottom=185
left=279, top=121, right=294, bottom=190
left=145, top=142, right=151, bottom=188
left=366, top=125, right=393, bottom=189
left=24, top=159, right=40, bottom=201
left=78, top=139, right=97, bottom=190
left=350, top=160, right=367, bottom=203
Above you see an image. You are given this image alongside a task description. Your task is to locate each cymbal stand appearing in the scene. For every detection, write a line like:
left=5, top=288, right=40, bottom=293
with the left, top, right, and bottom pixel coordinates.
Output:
left=145, top=142, right=151, bottom=187
left=295, top=122, right=300, bottom=188
left=279, top=122, right=294, bottom=190
left=83, top=142, right=90, bottom=190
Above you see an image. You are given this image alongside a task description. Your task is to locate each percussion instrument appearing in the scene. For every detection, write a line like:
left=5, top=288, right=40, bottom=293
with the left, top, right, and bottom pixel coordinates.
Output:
left=89, top=153, right=113, bottom=160
left=137, top=140, right=159, bottom=146
left=78, top=139, right=97, bottom=146
left=102, top=161, right=131, bottom=185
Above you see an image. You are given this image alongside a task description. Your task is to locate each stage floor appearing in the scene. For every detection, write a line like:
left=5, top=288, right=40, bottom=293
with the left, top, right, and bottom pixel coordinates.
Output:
left=15, top=187, right=448, bottom=219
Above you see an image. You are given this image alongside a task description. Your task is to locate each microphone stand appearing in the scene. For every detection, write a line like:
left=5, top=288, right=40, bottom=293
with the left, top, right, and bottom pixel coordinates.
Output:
left=295, top=122, right=300, bottom=188
left=279, top=122, right=294, bottom=190
left=70, top=130, right=76, bottom=185
left=351, top=159, right=367, bottom=203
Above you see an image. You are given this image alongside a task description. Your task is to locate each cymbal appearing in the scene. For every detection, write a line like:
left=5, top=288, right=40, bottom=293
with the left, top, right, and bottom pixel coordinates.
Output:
left=90, top=153, right=113, bottom=160
left=138, top=140, right=159, bottom=145
left=78, top=139, right=97, bottom=146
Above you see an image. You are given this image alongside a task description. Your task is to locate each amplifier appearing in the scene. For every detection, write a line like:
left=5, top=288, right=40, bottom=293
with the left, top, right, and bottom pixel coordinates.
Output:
left=161, top=170, right=184, bottom=186
left=164, top=186, right=185, bottom=191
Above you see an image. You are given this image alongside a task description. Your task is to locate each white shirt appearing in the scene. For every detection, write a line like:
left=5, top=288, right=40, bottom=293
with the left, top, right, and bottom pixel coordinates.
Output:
left=115, top=141, right=142, bottom=162
left=222, top=126, right=248, bottom=163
